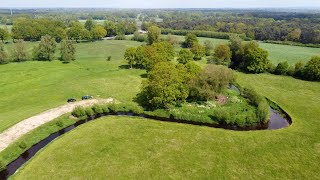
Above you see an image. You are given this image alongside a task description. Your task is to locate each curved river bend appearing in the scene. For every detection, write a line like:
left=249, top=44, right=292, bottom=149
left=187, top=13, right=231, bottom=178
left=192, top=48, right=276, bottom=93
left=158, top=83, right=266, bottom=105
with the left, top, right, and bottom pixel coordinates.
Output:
left=0, top=108, right=291, bottom=180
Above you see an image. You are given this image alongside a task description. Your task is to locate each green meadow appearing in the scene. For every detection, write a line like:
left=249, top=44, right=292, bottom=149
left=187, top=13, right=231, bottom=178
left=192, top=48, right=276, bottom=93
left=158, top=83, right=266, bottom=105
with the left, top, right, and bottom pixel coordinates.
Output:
left=166, top=35, right=320, bottom=64
left=0, top=39, right=319, bottom=179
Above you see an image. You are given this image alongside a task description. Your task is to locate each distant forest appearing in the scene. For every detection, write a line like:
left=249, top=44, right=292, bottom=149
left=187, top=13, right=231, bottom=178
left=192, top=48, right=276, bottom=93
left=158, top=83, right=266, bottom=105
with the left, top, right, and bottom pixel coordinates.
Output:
left=0, top=8, right=320, bottom=44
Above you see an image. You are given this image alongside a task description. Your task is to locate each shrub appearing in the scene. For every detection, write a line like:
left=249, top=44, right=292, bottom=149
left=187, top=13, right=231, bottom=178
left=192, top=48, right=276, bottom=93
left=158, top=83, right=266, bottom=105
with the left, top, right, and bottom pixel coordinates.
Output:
left=132, top=31, right=147, bottom=42
left=257, top=99, right=270, bottom=124
left=85, top=107, right=94, bottom=117
left=72, top=106, right=86, bottom=118
left=114, top=34, right=126, bottom=40
left=92, top=104, right=103, bottom=114
left=18, top=141, right=27, bottom=150
left=56, top=120, right=64, bottom=127
left=275, top=61, right=289, bottom=75
left=266, top=63, right=276, bottom=74
left=303, top=56, right=320, bottom=81
left=294, top=61, right=304, bottom=78
left=101, top=104, right=110, bottom=113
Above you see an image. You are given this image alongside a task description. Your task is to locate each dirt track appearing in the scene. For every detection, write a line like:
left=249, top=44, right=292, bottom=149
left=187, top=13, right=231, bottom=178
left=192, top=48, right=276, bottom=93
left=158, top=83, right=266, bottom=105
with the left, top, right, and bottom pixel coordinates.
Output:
left=0, top=98, right=114, bottom=152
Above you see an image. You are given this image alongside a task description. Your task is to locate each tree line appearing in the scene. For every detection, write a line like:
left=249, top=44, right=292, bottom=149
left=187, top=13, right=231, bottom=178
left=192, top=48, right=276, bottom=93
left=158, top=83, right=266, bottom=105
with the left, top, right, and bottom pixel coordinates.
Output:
left=155, top=10, right=320, bottom=44
left=0, top=17, right=138, bottom=42
left=0, top=35, right=76, bottom=64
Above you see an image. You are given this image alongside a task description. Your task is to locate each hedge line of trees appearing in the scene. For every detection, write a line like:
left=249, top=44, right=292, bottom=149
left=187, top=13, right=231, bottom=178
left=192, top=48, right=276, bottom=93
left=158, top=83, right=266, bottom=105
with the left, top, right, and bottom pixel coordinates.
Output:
left=0, top=35, right=76, bottom=64
left=224, top=35, right=320, bottom=81
left=1, top=17, right=137, bottom=42
left=161, top=29, right=248, bottom=40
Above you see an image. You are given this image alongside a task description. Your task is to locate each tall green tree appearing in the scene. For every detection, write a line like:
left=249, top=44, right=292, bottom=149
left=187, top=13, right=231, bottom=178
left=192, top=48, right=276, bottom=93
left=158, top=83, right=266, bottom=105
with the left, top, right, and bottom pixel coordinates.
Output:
left=184, top=33, right=199, bottom=48
left=209, top=44, right=232, bottom=66
left=67, top=21, right=84, bottom=42
left=91, top=24, right=107, bottom=40
left=177, top=49, right=194, bottom=64
left=84, top=17, right=95, bottom=31
left=140, top=62, right=189, bottom=109
left=124, top=47, right=137, bottom=69
left=60, top=40, right=76, bottom=63
left=143, top=41, right=175, bottom=71
left=33, top=35, right=57, bottom=61
left=0, top=28, right=10, bottom=42
left=204, top=40, right=214, bottom=56
left=241, top=41, right=270, bottom=73
left=229, top=35, right=244, bottom=68
left=190, top=43, right=206, bottom=60
left=147, top=25, right=161, bottom=45
left=0, top=43, right=8, bottom=64
left=11, top=40, right=29, bottom=62
left=304, top=56, right=320, bottom=81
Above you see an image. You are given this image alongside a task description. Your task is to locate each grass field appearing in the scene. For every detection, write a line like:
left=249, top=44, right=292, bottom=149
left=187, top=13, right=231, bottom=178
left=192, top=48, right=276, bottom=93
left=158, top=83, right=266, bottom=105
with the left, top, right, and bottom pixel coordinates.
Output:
left=165, top=35, right=320, bottom=64
left=1, top=38, right=319, bottom=178
left=0, top=39, right=319, bottom=132
left=12, top=72, right=320, bottom=179
left=0, top=40, right=144, bottom=132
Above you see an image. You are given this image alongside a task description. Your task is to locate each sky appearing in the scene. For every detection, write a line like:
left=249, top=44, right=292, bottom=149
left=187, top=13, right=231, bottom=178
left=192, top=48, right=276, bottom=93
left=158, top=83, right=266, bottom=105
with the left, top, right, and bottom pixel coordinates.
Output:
left=1, top=0, right=320, bottom=8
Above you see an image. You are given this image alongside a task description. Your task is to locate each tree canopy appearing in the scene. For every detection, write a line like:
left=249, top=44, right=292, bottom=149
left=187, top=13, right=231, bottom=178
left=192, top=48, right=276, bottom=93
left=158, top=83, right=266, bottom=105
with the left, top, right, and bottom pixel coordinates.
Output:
left=33, top=35, right=57, bottom=61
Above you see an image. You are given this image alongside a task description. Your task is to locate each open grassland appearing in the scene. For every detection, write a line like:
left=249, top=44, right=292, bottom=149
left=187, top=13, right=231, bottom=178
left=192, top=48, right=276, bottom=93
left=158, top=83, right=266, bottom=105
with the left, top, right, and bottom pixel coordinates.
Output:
left=165, top=35, right=320, bottom=64
left=0, top=39, right=319, bottom=132
left=13, top=74, right=320, bottom=180
left=1, top=38, right=320, bottom=178
left=0, top=40, right=143, bottom=132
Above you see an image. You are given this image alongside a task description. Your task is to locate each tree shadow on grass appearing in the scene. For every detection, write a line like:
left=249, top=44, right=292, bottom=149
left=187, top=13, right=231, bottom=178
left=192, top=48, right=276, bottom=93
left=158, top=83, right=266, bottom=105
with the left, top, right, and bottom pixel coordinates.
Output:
left=118, top=65, right=130, bottom=69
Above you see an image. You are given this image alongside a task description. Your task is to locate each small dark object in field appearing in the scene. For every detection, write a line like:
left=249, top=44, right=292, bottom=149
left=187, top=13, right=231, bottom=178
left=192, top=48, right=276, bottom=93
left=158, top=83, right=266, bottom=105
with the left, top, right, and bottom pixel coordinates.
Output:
left=67, top=98, right=77, bottom=103
left=82, top=95, right=93, bottom=100
left=107, top=56, right=112, bottom=61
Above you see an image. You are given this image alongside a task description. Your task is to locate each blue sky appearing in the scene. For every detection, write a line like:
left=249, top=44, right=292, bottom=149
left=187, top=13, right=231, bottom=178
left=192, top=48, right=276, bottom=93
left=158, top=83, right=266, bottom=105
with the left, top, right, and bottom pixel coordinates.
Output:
left=1, top=0, right=319, bottom=8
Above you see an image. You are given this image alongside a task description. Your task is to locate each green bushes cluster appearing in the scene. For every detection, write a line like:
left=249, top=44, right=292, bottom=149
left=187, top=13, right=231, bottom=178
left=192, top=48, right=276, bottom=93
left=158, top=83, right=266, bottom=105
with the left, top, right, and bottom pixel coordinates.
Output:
left=268, top=56, right=320, bottom=81
left=239, top=86, right=270, bottom=124
left=71, top=103, right=144, bottom=118
left=131, top=32, right=147, bottom=42
left=161, top=29, right=247, bottom=40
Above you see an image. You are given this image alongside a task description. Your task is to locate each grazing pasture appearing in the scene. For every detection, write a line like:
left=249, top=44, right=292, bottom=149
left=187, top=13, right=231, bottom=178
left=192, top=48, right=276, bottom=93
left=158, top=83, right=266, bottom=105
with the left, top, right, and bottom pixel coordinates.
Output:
left=164, top=35, right=320, bottom=64
left=0, top=38, right=319, bottom=179
left=0, top=40, right=143, bottom=132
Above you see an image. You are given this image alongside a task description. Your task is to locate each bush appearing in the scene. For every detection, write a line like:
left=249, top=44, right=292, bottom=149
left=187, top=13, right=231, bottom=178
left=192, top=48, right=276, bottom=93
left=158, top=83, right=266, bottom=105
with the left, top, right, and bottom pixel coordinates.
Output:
left=18, top=141, right=27, bottom=150
left=161, top=29, right=247, bottom=40
left=56, top=120, right=64, bottom=127
left=132, top=32, right=147, bottom=42
left=92, top=104, right=104, bottom=114
left=72, top=106, right=86, bottom=118
left=85, top=107, right=95, bottom=117
left=294, top=61, right=304, bottom=78
left=257, top=99, right=270, bottom=124
left=240, top=86, right=269, bottom=124
left=114, top=34, right=126, bottom=40
left=303, top=56, right=320, bottom=81
left=275, top=61, right=289, bottom=75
